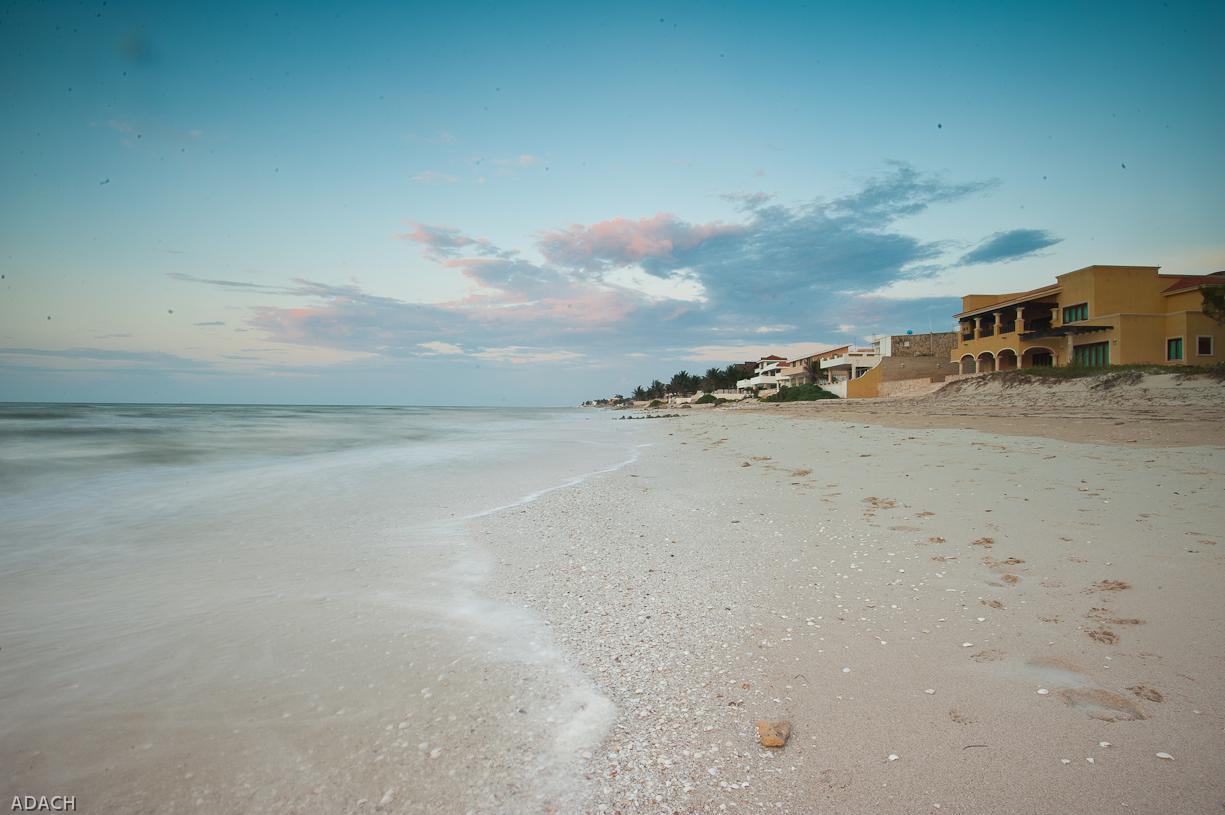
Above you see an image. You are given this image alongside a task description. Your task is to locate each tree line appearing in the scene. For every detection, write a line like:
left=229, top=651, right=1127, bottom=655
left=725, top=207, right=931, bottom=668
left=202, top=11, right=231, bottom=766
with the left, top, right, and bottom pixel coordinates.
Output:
left=630, top=365, right=750, bottom=401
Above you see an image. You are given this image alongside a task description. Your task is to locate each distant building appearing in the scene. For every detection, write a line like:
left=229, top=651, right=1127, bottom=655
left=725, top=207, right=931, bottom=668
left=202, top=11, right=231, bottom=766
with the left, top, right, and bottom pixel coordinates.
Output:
left=952, top=265, right=1225, bottom=373
left=735, top=355, right=788, bottom=394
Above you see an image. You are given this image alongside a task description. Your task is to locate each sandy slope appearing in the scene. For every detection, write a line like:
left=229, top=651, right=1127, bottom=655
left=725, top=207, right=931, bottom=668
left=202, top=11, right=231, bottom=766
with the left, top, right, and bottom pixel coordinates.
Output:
left=480, top=396, right=1225, bottom=813
left=724, top=372, right=1225, bottom=448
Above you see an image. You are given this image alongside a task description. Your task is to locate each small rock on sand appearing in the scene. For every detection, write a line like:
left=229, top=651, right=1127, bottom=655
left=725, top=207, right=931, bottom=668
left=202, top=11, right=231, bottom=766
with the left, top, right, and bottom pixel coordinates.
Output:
left=756, top=720, right=791, bottom=748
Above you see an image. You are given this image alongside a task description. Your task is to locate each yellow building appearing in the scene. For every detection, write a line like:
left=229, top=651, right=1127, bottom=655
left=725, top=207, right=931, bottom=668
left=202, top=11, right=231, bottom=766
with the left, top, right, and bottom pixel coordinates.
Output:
left=951, top=265, right=1225, bottom=373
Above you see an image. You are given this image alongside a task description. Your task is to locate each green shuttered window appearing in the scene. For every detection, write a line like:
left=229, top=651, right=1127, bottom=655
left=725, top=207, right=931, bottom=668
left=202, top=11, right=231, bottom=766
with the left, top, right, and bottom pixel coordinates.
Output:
left=1073, top=341, right=1109, bottom=367
left=1062, top=303, right=1088, bottom=323
left=1167, top=337, right=1183, bottom=361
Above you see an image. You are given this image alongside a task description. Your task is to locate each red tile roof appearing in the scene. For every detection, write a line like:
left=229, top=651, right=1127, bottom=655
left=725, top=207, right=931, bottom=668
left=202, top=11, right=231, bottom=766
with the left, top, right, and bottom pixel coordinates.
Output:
left=1162, top=272, right=1225, bottom=294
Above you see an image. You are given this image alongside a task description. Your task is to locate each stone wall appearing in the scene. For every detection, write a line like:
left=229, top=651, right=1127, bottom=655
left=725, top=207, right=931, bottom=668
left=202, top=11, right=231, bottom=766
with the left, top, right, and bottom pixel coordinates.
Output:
left=886, top=331, right=959, bottom=359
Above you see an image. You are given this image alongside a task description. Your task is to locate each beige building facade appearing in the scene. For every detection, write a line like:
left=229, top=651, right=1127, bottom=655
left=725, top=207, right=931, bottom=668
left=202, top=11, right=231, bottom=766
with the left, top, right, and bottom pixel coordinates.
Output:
left=952, top=265, right=1225, bottom=373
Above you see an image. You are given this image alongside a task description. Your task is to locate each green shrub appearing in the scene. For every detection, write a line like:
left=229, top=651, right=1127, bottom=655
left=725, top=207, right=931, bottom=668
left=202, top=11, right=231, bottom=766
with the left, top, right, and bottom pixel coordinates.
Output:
left=761, top=384, right=838, bottom=402
left=694, top=393, right=718, bottom=404
left=648, top=399, right=664, bottom=407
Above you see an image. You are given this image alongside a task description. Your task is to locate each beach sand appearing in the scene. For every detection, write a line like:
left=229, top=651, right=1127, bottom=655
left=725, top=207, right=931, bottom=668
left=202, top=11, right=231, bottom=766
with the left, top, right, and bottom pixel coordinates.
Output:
left=480, top=377, right=1225, bottom=813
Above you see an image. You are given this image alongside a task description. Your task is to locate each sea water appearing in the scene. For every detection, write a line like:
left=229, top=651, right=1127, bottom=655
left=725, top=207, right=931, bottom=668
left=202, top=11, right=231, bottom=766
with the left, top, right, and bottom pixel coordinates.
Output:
left=0, top=404, right=640, bottom=813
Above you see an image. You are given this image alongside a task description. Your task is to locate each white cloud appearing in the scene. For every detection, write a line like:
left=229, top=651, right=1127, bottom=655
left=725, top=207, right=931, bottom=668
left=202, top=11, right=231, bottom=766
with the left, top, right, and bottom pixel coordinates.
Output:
left=683, top=342, right=838, bottom=363
left=470, top=346, right=584, bottom=365
left=418, top=340, right=464, bottom=355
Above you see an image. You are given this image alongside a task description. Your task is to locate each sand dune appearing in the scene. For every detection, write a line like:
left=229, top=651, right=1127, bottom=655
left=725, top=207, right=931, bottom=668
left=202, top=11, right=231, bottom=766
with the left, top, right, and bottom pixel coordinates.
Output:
left=723, top=371, right=1225, bottom=448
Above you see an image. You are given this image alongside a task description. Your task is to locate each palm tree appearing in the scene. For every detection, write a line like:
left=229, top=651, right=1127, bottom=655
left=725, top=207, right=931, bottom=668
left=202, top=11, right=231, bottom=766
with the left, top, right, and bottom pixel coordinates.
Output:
left=702, top=367, right=723, bottom=392
left=649, top=380, right=665, bottom=399
left=803, top=358, right=821, bottom=384
left=632, top=385, right=647, bottom=401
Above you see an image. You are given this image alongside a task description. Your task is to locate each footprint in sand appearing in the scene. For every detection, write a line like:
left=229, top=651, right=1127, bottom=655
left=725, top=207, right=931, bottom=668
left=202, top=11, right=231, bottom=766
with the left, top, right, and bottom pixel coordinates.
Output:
left=1127, top=685, right=1164, bottom=703
left=1087, top=579, right=1130, bottom=593
left=1087, top=608, right=1145, bottom=626
left=1087, top=628, right=1119, bottom=644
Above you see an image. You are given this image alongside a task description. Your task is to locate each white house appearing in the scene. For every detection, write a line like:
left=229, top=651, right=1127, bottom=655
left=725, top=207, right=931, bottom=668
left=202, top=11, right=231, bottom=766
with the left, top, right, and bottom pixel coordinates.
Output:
left=736, top=355, right=788, bottom=394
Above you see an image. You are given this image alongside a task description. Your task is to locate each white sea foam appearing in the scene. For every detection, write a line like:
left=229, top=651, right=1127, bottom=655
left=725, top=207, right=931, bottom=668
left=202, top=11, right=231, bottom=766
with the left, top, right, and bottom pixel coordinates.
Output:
left=0, top=404, right=641, bottom=812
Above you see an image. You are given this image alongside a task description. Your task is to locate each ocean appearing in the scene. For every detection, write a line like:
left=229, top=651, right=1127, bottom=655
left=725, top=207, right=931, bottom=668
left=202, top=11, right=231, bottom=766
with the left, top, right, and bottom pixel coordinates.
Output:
left=0, top=404, right=643, bottom=813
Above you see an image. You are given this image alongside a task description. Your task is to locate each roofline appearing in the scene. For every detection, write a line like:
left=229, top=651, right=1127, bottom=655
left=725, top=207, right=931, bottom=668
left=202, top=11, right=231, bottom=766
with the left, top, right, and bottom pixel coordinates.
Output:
left=1163, top=280, right=1225, bottom=295
left=955, top=284, right=1062, bottom=319
left=786, top=344, right=851, bottom=365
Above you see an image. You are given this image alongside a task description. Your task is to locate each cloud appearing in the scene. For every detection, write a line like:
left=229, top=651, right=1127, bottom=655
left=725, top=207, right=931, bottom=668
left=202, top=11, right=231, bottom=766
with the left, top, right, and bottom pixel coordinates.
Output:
left=194, top=321, right=226, bottom=327
left=396, top=222, right=511, bottom=261
left=410, top=170, right=460, bottom=184
left=0, top=346, right=211, bottom=372
left=537, top=214, right=744, bottom=274
left=470, top=346, right=584, bottom=364
left=957, top=228, right=1062, bottom=266
left=682, top=342, right=840, bottom=363
left=167, top=272, right=299, bottom=295
left=94, top=332, right=134, bottom=339
left=719, top=191, right=775, bottom=211
left=418, top=340, right=464, bottom=355
left=167, top=163, right=1031, bottom=369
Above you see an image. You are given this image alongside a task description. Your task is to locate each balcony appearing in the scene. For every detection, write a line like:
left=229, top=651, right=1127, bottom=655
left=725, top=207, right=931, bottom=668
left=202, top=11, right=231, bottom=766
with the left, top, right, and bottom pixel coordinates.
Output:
left=820, top=351, right=880, bottom=369
left=737, top=373, right=781, bottom=390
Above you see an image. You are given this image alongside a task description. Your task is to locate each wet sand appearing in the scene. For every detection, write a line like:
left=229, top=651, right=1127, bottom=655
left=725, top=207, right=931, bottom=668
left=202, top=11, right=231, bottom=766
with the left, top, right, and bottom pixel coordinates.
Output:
left=480, top=404, right=1225, bottom=813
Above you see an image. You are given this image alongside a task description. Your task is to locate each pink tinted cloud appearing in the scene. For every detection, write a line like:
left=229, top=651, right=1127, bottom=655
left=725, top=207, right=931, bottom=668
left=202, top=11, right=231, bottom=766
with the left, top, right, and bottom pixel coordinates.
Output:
left=396, top=222, right=502, bottom=260
left=446, top=257, right=640, bottom=325
left=537, top=213, right=743, bottom=272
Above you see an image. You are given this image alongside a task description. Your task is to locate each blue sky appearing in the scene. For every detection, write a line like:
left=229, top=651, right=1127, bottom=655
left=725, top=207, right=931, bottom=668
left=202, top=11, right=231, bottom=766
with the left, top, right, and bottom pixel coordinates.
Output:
left=2, top=0, right=1222, bottom=405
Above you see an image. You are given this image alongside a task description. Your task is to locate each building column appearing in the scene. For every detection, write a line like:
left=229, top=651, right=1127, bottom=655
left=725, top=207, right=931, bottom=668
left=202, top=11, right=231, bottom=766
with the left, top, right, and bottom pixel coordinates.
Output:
left=1066, top=334, right=1075, bottom=367
left=1015, top=306, right=1026, bottom=333
left=994, top=311, right=1002, bottom=334
left=974, top=316, right=985, bottom=338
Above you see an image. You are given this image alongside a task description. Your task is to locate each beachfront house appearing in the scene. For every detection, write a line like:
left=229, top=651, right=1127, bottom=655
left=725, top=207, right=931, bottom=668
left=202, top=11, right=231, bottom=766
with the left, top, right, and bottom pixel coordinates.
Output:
left=952, top=265, right=1225, bottom=373
left=777, top=346, right=849, bottom=387
left=736, top=355, right=788, bottom=395
left=773, top=334, right=959, bottom=398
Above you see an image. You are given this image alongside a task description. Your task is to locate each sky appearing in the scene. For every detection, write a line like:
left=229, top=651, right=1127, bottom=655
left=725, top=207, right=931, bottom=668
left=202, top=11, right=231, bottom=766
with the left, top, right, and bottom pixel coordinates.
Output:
left=1, top=0, right=1223, bottom=405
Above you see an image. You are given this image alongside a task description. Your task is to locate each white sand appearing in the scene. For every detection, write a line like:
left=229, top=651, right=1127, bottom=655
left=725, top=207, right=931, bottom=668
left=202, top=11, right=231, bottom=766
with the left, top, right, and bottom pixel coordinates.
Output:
left=480, top=399, right=1225, bottom=813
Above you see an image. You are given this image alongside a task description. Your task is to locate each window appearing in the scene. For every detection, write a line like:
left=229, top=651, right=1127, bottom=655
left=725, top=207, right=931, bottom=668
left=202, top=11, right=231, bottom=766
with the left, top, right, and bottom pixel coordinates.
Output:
left=1073, top=341, right=1109, bottom=367
left=1062, top=302, right=1088, bottom=323
left=1167, top=337, right=1183, bottom=361
left=1197, top=336, right=1214, bottom=356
